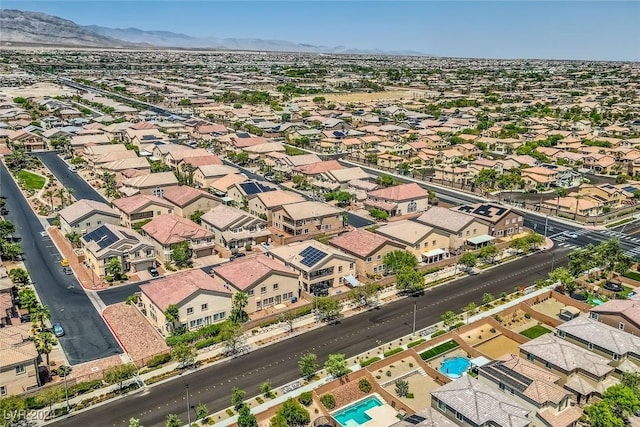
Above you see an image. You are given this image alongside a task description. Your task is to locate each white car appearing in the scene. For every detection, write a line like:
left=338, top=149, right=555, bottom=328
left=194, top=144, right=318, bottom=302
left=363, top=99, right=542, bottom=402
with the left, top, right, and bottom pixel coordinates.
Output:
left=565, top=231, right=578, bottom=238
left=260, top=242, right=271, bottom=251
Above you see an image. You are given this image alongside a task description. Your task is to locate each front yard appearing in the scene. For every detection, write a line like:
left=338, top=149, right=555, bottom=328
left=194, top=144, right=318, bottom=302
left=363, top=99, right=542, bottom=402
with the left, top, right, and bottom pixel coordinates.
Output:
left=16, top=170, right=46, bottom=190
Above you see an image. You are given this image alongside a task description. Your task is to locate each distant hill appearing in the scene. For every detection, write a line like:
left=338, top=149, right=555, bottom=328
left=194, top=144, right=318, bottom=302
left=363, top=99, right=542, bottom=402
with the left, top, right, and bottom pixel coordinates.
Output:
left=0, top=9, right=426, bottom=55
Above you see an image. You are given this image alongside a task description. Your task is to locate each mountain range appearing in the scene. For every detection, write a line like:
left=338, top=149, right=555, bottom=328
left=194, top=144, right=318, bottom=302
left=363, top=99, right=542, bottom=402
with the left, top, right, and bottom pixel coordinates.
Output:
left=0, top=9, right=425, bottom=56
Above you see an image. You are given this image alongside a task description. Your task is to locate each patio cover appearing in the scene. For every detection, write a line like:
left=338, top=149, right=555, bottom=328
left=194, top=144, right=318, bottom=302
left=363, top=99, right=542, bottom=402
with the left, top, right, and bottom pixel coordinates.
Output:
left=467, top=234, right=495, bottom=245
left=422, top=248, right=446, bottom=258
left=344, top=275, right=360, bottom=287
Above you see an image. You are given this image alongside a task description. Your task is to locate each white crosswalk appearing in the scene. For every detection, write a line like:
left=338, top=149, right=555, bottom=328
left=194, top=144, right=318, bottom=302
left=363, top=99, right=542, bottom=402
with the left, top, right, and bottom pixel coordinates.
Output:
left=556, top=242, right=580, bottom=250
left=599, top=229, right=640, bottom=243
left=625, top=246, right=640, bottom=258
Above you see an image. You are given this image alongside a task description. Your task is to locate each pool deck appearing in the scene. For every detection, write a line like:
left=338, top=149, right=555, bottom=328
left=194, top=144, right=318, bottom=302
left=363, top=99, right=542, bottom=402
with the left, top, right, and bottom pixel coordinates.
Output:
left=333, top=394, right=399, bottom=427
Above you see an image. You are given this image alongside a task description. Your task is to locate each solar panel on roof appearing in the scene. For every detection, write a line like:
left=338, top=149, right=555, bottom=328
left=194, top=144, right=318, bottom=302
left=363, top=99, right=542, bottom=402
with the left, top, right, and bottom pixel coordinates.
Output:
left=299, top=247, right=327, bottom=267
left=622, top=186, right=637, bottom=193
left=404, top=415, right=426, bottom=425
left=83, top=226, right=118, bottom=249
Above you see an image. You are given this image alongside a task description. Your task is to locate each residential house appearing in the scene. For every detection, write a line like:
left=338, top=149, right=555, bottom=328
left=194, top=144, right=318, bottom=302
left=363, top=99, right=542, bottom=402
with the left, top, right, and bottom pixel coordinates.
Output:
left=430, top=375, right=531, bottom=427
left=211, top=254, right=299, bottom=312
left=0, top=324, right=40, bottom=396
left=590, top=300, right=640, bottom=337
left=120, top=172, right=179, bottom=197
left=452, top=203, right=523, bottom=238
left=192, top=165, right=240, bottom=190
left=226, top=181, right=277, bottom=206
left=201, top=204, right=270, bottom=251
left=159, top=185, right=220, bottom=219
left=415, top=207, right=490, bottom=254
left=583, top=154, right=617, bottom=174
left=99, top=157, right=151, bottom=175
left=139, top=269, right=232, bottom=336
left=111, top=194, right=175, bottom=228
left=519, top=334, right=616, bottom=402
left=271, top=201, right=345, bottom=238
left=81, top=224, right=156, bottom=279
left=328, top=229, right=405, bottom=278
left=268, top=240, right=356, bottom=295
left=165, top=148, right=211, bottom=170
left=247, top=191, right=306, bottom=223
left=6, top=130, right=46, bottom=151
left=266, top=153, right=322, bottom=177
left=58, top=199, right=121, bottom=235
left=557, top=315, right=640, bottom=373
left=374, top=220, right=450, bottom=262
left=313, top=167, right=371, bottom=191
left=142, top=214, right=215, bottom=263
left=365, top=183, right=429, bottom=217
left=376, top=153, right=404, bottom=169
left=292, top=160, right=344, bottom=181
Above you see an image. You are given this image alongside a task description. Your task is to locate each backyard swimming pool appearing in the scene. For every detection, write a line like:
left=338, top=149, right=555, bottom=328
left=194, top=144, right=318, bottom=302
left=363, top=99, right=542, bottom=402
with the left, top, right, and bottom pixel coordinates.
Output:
left=440, top=356, right=471, bottom=378
left=333, top=395, right=382, bottom=427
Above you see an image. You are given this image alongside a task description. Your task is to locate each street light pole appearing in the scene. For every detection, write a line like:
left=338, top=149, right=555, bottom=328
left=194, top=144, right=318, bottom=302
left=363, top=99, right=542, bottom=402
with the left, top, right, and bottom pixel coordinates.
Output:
left=543, top=214, right=549, bottom=238
left=412, top=301, right=417, bottom=336
left=61, top=366, right=70, bottom=412
left=186, top=383, right=191, bottom=425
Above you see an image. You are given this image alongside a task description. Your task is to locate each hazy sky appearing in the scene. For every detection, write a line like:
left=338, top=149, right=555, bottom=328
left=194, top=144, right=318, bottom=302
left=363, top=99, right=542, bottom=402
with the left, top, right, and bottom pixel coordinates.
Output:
left=4, top=1, right=639, bottom=61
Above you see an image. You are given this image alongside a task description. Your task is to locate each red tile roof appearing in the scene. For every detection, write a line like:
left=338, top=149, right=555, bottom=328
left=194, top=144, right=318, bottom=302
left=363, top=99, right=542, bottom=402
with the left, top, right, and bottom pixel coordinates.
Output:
left=367, top=183, right=428, bottom=201
left=213, top=254, right=295, bottom=291
left=111, top=194, right=174, bottom=214
left=160, top=185, right=213, bottom=208
left=329, top=229, right=397, bottom=257
left=142, top=214, right=212, bottom=245
left=180, top=155, right=223, bottom=167
left=140, top=269, right=231, bottom=311
left=294, top=160, right=344, bottom=175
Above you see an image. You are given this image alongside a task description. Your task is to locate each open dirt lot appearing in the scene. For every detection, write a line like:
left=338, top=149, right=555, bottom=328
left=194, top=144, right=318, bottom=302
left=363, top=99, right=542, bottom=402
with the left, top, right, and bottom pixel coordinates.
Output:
left=474, top=335, right=521, bottom=359
left=0, top=82, right=73, bottom=99
left=317, top=90, right=419, bottom=103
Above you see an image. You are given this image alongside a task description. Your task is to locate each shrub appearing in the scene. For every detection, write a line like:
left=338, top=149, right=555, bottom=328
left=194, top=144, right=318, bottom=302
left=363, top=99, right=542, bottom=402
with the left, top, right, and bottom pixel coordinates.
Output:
left=406, top=393, right=414, bottom=399
left=320, top=394, right=336, bottom=410
left=298, top=391, right=313, bottom=406
left=358, top=379, right=372, bottom=393
left=226, top=408, right=234, bottom=417
left=494, top=315, right=503, bottom=323
left=146, top=353, right=171, bottom=368
left=256, top=396, right=264, bottom=404
left=524, top=313, right=531, bottom=319
left=430, top=330, right=446, bottom=338
left=407, top=339, right=426, bottom=348
left=386, top=370, right=392, bottom=377
left=383, top=348, right=403, bottom=358
left=420, top=341, right=460, bottom=361
left=360, top=356, right=381, bottom=368
left=452, top=322, right=465, bottom=329
left=195, top=337, right=218, bottom=350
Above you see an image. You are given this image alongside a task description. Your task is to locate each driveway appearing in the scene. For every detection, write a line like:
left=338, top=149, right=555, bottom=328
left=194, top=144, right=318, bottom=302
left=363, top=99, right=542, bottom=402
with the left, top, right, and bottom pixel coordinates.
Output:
left=0, top=163, right=122, bottom=365
left=35, top=151, right=106, bottom=202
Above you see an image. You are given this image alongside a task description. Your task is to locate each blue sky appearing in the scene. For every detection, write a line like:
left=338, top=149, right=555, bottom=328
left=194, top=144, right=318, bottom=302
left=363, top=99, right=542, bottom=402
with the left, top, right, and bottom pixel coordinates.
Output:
left=4, top=1, right=639, bottom=60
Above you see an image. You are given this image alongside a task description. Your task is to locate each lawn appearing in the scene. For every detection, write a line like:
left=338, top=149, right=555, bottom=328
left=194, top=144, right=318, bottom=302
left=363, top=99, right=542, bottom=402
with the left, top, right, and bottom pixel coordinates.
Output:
left=420, top=340, right=459, bottom=361
left=16, top=170, right=45, bottom=190
left=623, top=271, right=640, bottom=282
left=520, top=325, right=552, bottom=339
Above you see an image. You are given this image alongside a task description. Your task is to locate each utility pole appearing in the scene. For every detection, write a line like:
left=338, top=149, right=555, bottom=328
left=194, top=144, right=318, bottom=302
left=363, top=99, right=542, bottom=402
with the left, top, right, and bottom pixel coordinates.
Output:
left=186, top=383, right=191, bottom=425
left=543, top=214, right=549, bottom=238
left=412, top=301, right=417, bottom=336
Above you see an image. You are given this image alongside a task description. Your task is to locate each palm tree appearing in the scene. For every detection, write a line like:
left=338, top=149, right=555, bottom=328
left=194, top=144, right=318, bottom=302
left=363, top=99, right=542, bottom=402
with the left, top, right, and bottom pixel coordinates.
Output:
left=554, top=188, right=568, bottom=214
left=34, top=331, right=57, bottom=366
left=43, top=190, right=54, bottom=213
left=31, top=304, right=51, bottom=332
left=65, top=188, right=74, bottom=205
left=574, top=194, right=583, bottom=220
left=55, top=188, right=66, bottom=209
left=164, top=304, right=180, bottom=333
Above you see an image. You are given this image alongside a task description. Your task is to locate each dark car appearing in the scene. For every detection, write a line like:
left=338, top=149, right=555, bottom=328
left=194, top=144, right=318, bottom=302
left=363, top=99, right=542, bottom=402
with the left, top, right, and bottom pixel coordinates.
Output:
left=604, top=282, right=624, bottom=292
left=147, top=266, right=159, bottom=278
left=229, top=252, right=247, bottom=261
left=62, top=267, right=73, bottom=275
left=0, top=208, right=8, bottom=215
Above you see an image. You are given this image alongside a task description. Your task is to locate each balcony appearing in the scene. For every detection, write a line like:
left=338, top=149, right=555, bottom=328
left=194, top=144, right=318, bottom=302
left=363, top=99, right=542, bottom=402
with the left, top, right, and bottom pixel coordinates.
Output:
left=309, top=267, right=334, bottom=280
left=190, top=239, right=215, bottom=250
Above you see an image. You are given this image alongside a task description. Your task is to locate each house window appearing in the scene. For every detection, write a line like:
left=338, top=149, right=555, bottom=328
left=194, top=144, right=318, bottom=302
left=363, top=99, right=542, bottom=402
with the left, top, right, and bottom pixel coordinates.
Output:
left=338, top=266, right=343, bottom=273
left=377, top=254, right=381, bottom=260
left=15, top=364, right=25, bottom=375
left=187, top=307, right=193, bottom=315
left=457, top=232, right=462, bottom=238
left=466, top=230, right=470, bottom=236
left=619, top=323, right=625, bottom=331
left=456, top=412, right=464, bottom=422
left=545, top=361, right=551, bottom=369
left=97, top=220, right=102, bottom=225
left=588, top=343, right=593, bottom=350
left=86, top=222, right=91, bottom=226
left=526, top=353, right=534, bottom=362
left=366, top=256, right=372, bottom=263
left=558, top=330, right=565, bottom=338
left=408, top=201, right=417, bottom=213
left=248, top=290, right=254, bottom=296
left=273, top=283, right=279, bottom=290
left=437, top=399, right=446, bottom=413
left=613, top=353, right=620, bottom=361
left=261, top=286, right=267, bottom=294
left=590, top=312, right=598, bottom=320
left=304, top=229, right=309, bottom=234
left=432, top=240, right=436, bottom=246
left=499, top=382, right=505, bottom=391
left=201, top=304, right=208, bottom=311
left=0, top=386, right=5, bottom=396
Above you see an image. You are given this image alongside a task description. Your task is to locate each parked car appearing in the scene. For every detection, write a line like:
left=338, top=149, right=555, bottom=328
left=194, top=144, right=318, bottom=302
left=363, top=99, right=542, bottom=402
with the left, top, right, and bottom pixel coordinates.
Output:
left=229, top=252, right=247, bottom=261
left=60, top=259, right=69, bottom=267
left=20, top=313, right=31, bottom=323
left=147, top=266, right=159, bottom=278
left=260, top=242, right=271, bottom=251
left=53, top=323, right=65, bottom=337
left=67, top=165, right=77, bottom=173
left=0, top=207, right=8, bottom=215
left=564, top=231, right=578, bottom=238
left=62, top=267, right=73, bottom=275
left=604, top=281, right=623, bottom=292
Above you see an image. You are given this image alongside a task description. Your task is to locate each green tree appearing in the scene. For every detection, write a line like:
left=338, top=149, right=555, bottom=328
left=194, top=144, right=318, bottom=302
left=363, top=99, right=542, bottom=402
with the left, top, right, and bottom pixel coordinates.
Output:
left=603, top=384, right=640, bottom=418
left=65, top=232, right=82, bottom=248
left=165, top=414, right=181, bottom=427
left=34, top=331, right=57, bottom=365
left=316, top=297, right=342, bottom=322
left=395, top=267, right=424, bottom=294
left=0, top=396, right=27, bottom=424
left=554, top=188, right=568, bottom=213
left=324, top=353, right=349, bottom=378
left=395, top=379, right=410, bottom=397
left=524, top=233, right=545, bottom=251
left=18, top=288, right=37, bottom=310
left=31, top=304, right=51, bottom=331
left=621, top=372, right=640, bottom=393
left=220, top=321, right=245, bottom=355
left=195, top=402, right=209, bottom=420
left=459, top=252, right=478, bottom=271
left=171, top=342, right=196, bottom=368
left=272, top=398, right=310, bottom=427
left=548, top=267, right=576, bottom=294
left=1, top=241, right=22, bottom=260
left=298, top=352, right=318, bottom=380
left=292, top=174, right=306, bottom=189
left=164, top=304, right=180, bottom=332
left=383, top=250, right=418, bottom=273
left=104, top=363, right=137, bottom=390
left=584, top=401, right=624, bottom=427
left=39, top=386, right=64, bottom=412
left=231, top=292, right=249, bottom=324
left=189, top=210, right=205, bottom=224
left=235, top=152, right=250, bottom=166
left=238, top=404, right=258, bottom=427
left=260, top=380, right=273, bottom=398
left=368, top=208, right=389, bottom=221
left=464, top=302, right=477, bottom=321
left=128, top=418, right=142, bottom=427
left=107, top=258, right=122, bottom=280
left=231, top=386, right=246, bottom=410
left=376, top=175, right=394, bottom=187
left=482, top=293, right=495, bottom=305
left=10, top=268, right=30, bottom=286
left=478, top=244, right=499, bottom=264
left=509, top=237, right=528, bottom=254
left=441, top=311, right=460, bottom=329
left=170, top=241, right=192, bottom=268
left=349, top=283, right=379, bottom=308
left=0, top=219, right=16, bottom=239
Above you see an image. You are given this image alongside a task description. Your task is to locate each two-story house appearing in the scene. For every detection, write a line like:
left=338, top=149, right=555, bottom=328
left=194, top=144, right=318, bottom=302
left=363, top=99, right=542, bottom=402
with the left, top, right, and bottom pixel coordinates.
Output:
left=58, top=199, right=121, bottom=235
left=364, top=183, right=429, bottom=217
left=139, top=269, right=232, bottom=336
left=201, top=204, right=270, bottom=251
left=142, top=214, right=215, bottom=263
left=374, top=220, right=450, bottom=263
left=111, top=194, right=175, bottom=229
left=589, top=300, right=640, bottom=337
left=328, top=229, right=405, bottom=278
left=211, top=254, right=299, bottom=313
left=159, top=185, right=220, bottom=219
left=452, top=203, right=524, bottom=238
left=120, top=172, right=179, bottom=197
left=415, top=206, right=490, bottom=254
left=246, top=191, right=306, bottom=223
left=271, top=201, right=346, bottom=238
left=0, top=324, right=40, bottom=396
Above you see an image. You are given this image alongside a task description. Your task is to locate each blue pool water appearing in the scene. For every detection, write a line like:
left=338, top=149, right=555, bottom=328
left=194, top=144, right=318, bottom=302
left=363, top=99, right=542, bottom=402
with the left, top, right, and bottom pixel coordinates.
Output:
left=590, top=298, right=605, bottom=306
left=333, top=395, right=382, bottom=426
left=440, top=356, right=471, bottom=378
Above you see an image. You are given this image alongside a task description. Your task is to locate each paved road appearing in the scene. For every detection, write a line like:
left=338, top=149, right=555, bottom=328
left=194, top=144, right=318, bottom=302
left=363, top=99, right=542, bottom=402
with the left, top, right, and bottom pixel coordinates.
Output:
left=35, top=152, right=106, bottom=203
left=549, top=228, right=640, bottom=259
left=52, top=249, right=565, bottom=427
left=0, top=163, right=122, bottom=365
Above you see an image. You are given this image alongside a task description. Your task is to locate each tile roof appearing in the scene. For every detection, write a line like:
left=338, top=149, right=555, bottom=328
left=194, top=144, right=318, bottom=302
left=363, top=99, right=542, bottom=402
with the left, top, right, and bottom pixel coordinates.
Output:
left=375, top=220, right=436, bottom=245
left=58, top=199, right=118, bottom=225
left=122, top=171, right=179, bottom=189
left=590, top=300, right=640, bottom=327
left=254, top=190, right=305, bottom=207
left=368, top=183, right=428, bottom=202
left=431, top=376, right=530, bottom=427
left=294, top=160, right=344, bottom=175
left=213, top=254, right=295, bottom=291
left=142, top=214, right=213, bottom=245
left=160, top=185, right=214, bottom=208
left=537, top=406, right=583, bottom=427
left=140, top=269, right=231, bottom=311
left=209, top=174, right=247, bottom=193
left=415, top=206, right=474, bottom=233
left=520, top=333, right=614, bottom=377
left=269, top=240, right=354, bottom=272
left=201, top=204, right=261, bottom=230
left=111, top=194, right=174, bottom=214
left=179, top=155, right=223, bottom=167
left=556, top=315, right=640, bottom=356
left=329, top=229, right=397, bottom=258
left=0, top=324, right=38, bottom=366
left=279, top=201, right=343, bottom=220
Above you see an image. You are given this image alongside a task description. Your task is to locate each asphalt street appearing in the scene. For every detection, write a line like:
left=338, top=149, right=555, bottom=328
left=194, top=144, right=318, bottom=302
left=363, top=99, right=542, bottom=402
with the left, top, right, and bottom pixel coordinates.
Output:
left=52, top=249, right=565, bottom=427
left=0, top=163, right=122, bottom=365
left=35, top=151, right=106, bottom=203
